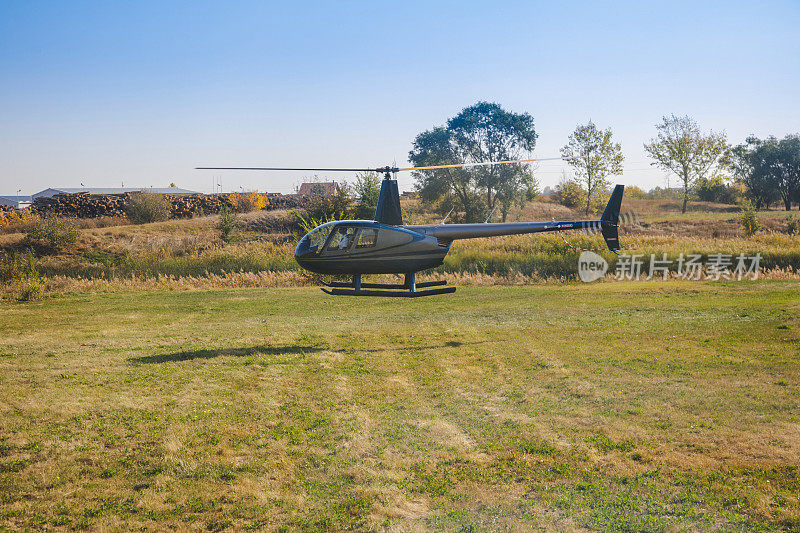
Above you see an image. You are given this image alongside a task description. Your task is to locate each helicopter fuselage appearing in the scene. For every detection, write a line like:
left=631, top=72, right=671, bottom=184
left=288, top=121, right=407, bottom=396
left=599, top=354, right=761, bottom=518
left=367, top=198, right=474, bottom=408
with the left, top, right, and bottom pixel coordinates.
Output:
left=294, top=220, right=450, bottom=275
left=293, top=217, right=611, bottom=276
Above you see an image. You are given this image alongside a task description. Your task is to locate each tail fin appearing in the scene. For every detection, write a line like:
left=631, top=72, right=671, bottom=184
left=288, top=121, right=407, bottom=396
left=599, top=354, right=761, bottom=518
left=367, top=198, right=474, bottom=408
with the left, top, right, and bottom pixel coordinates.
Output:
left=601, top=185, right=624, bottom=252
left=374, top=179, right=403, bottom=225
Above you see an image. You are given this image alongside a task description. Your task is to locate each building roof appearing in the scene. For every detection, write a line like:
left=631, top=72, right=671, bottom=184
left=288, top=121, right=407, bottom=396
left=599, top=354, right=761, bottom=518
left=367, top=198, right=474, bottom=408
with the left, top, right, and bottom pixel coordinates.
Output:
left=297, top=182, right=338, bottom=196
left=0, top=195, right=33, bottom=207
left=0, top=195, right=32, bottom=201
left=32, top=187, right=199, bottom=198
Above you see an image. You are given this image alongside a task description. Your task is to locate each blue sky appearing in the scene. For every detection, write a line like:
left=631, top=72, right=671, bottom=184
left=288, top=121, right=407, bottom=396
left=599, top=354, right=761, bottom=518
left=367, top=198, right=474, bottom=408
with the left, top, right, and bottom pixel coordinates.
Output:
left=1, top=0, right=798, bottom=194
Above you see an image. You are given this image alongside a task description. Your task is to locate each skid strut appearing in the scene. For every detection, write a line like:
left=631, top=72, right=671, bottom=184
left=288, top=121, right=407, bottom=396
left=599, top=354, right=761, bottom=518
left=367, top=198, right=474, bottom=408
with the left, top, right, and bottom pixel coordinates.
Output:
left=321, top=273, right=456, bottom=297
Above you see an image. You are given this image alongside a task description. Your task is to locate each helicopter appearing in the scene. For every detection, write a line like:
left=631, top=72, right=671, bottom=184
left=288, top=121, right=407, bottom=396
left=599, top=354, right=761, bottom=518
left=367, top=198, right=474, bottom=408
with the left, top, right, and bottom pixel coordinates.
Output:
left=197, top=158, right=624, bottom=297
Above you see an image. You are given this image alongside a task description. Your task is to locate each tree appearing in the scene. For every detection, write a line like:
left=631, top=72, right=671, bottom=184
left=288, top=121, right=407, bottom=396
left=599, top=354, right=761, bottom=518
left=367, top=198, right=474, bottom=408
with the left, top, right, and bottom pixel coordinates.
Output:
left=727, top=138, right=775, bottom=209
left=729, top=135, right=800, bottom=210
left=644, top=115, right=728, bottom=213
left=409, top=102, right=538, bottom=222
left=352, top=171, right=381, bottom=219
left=409, top=127, right=485, bottom=222
left=754, top=135, right=800, bottom=211
left=552, top=180, right=585, bottom=209
left=303, top=182, right=353, bottom=221
left=494, top=163, right=538, bottom=221
left=560, top=121, right=623, bottom=214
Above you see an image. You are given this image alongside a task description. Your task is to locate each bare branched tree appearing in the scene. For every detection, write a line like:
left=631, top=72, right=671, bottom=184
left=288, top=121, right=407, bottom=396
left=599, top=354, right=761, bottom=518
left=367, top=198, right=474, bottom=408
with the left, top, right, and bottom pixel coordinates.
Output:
left=644, top=115, right=728, bottom=213
left=561, top=121, right=623, bottom=214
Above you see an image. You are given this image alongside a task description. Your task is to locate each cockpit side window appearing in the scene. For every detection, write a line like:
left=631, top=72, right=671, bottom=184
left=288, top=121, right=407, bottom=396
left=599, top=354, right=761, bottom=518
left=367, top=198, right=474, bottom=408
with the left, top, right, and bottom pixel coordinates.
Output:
left=326, top=226, right=358, bottom=251
left=355, top=228, right=378, bottom=248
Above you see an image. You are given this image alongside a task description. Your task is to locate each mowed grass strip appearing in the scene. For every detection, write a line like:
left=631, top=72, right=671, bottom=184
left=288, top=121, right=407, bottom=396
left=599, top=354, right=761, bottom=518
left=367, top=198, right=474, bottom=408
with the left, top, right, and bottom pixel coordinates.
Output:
left=0, top=282, right=798, bottom=531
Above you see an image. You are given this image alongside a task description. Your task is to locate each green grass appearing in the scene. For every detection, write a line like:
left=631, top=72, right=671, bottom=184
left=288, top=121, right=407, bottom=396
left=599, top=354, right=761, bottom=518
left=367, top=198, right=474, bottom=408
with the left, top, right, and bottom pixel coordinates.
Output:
left=1, top=281, right=799, bottom=530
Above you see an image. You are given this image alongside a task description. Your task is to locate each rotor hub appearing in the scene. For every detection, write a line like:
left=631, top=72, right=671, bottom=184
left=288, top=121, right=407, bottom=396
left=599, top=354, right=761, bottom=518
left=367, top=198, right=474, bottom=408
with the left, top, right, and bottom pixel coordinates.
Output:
left=377, top=166, right=399, bottom=179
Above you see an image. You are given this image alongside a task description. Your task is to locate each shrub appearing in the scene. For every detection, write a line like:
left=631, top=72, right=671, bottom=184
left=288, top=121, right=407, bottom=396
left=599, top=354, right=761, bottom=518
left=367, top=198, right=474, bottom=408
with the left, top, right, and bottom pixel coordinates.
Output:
left=0, top=210, right=40, bottom=235
left=739, top=199, right=760, bottom=237
left=0, top=209, right=28, bottom=227
left=126, top=191, right=171, bottom=224
left=625, top=185, right=648, bottom=199
left=217, top=207, right=239, bottom=243
left=352, top=172, right=382, bottom=219
left=645, top=186, right=684, bottom=201
left=26, top=216, right=79, bottom=251
left=303, top=184, right=354, bottom=221
left=17, top=278, right=44, bottom=302
left=786, top=215, right=799, bottom=236
left=696, top=177, right=739, bottom=204
left=553, top=180, right=585, bottom=209
left=229, top=191, right=267, bottom=213
left=1, top=249, right=45, bottom=301
left=589, top=192, right=610, bottom=215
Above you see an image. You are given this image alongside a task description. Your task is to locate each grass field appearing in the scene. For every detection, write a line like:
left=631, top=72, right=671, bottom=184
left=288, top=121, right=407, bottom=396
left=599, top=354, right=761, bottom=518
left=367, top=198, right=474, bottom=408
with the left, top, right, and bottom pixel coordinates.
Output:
left=1, top=281, right=799, bottom=531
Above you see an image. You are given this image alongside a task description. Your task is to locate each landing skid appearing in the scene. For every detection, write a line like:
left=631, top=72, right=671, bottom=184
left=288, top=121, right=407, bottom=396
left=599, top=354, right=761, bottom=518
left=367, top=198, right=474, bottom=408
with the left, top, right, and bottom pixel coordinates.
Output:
left=320, top=273, right=456, bottom=297
left=321, top=287, right=456, bottom=297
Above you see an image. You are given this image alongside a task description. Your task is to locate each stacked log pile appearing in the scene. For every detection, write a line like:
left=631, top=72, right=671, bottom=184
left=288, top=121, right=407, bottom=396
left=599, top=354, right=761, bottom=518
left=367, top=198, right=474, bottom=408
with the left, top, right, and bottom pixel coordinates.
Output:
left=169, top=193, right=299, bottom=217
left=31, top=192, right=302, bottom=219
left=264, top=193, right=300, bottom=210
left=169, top=194, right=234, bottom=218
left=32, top=193, right=127, bottom=218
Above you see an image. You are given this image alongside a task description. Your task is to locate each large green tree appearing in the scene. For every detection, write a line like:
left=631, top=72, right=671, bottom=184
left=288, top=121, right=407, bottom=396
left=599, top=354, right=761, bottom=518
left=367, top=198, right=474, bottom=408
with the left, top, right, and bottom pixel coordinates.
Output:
left=560, top=121, right=624, bottom=214
left=728, top=137, right=779, bottom=209
left=755, top=135, right=800, bottom=211
left=644, top=115, right=728, bottom=213
left=728, top=135, right=800, bottom=210
left=409, top=102, right=538, bottom=222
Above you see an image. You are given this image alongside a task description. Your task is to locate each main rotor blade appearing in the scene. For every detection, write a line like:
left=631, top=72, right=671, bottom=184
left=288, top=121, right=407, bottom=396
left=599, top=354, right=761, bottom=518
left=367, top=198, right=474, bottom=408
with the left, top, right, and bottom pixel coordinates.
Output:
left=196, top=156, right=582, bottom=174
left=195, top=167, right=380, bottom=172
left=397, top=155, right=581, bottom=172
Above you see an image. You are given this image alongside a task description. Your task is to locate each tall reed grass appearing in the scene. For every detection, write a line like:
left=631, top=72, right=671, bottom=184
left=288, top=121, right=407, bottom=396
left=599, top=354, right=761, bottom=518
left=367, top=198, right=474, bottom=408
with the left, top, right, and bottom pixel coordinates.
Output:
left=440, top=232, right=800, bottom=278
left=2, top=230, right=799, bottom=298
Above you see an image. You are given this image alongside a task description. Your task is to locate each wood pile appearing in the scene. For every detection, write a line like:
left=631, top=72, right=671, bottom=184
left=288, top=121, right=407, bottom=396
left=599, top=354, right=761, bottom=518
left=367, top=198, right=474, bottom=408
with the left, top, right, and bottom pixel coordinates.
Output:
left=264, top=193, right=300, bottom=210
left=31, top=192, right=301, bottom=219
left=32, top=193, right=127, bottom=218
left=169, top=194, right=234, bottom=218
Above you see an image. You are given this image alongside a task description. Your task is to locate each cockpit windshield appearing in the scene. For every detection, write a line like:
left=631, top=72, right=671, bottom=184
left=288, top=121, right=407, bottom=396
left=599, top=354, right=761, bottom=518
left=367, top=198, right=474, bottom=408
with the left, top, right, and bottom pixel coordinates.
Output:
left=294, top=221, right=336, bottom=258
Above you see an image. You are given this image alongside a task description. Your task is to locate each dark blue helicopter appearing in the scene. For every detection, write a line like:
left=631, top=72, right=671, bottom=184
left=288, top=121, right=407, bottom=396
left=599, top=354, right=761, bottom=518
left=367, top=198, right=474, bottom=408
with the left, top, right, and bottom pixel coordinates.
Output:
left=198, top=159, right=624, bottom=297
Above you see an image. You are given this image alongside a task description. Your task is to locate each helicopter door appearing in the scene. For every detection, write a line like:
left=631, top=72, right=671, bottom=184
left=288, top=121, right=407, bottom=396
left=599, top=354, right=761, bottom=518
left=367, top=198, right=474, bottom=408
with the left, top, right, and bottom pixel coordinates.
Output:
left=322, top=226, right=359, bottom=255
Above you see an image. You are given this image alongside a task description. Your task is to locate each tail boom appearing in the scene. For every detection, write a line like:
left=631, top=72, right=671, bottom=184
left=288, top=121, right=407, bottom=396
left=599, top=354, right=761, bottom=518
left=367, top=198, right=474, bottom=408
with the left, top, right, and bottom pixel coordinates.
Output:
left=405, top=184, right=625, bottom=252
